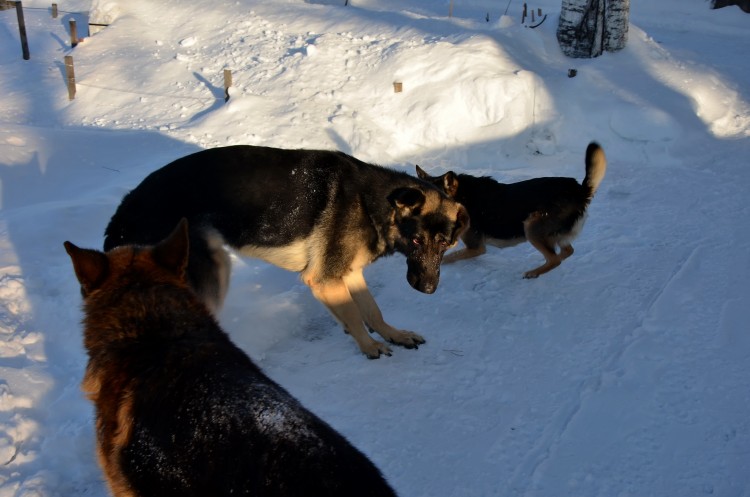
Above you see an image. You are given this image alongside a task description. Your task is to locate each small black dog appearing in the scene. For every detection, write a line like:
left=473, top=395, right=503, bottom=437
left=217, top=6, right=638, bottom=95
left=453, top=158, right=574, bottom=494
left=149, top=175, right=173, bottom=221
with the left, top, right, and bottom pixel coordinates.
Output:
left=416, top=142, right=607, bottom=278
left=64, top=219, right=398, bottom=497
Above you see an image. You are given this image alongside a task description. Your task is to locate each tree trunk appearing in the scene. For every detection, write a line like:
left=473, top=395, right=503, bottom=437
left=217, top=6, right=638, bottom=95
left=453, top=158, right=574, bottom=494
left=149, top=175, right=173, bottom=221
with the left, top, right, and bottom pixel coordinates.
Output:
left=557, top=0, right=630, bottom=59
left=604, top=0, right=630, bottom=53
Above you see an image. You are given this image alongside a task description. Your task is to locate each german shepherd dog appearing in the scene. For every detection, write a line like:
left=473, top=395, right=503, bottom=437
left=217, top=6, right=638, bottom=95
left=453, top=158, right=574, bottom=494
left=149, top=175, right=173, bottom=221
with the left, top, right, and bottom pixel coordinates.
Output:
left=64, top=220, right=398, bottom=497
left=103, top=145, right=468, bottom=359
left=416, top=142, right=606, bottom=278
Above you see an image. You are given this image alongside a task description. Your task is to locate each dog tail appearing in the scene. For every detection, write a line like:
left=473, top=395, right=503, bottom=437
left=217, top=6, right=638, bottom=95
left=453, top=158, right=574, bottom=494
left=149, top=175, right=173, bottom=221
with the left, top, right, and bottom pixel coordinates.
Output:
left=583, top=142, right=607, bottom=200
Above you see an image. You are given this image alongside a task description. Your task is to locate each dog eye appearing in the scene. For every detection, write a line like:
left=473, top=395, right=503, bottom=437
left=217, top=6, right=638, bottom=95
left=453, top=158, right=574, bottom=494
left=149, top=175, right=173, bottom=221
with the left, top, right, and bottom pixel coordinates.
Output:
left=412, top=237, right=422, bottom=246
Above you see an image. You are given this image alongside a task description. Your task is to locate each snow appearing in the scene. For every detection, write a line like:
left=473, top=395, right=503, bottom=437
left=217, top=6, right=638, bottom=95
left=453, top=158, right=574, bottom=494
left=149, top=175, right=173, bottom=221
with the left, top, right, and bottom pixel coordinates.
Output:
left=1, top=0, right=749, bottom=496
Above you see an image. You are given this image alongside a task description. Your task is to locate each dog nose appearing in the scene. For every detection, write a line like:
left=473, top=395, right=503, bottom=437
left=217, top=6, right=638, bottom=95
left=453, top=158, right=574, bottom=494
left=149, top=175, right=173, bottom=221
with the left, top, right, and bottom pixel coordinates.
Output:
left=407, top=269, right=439, bottom=294
left=421, top=282, right=437, bottom=294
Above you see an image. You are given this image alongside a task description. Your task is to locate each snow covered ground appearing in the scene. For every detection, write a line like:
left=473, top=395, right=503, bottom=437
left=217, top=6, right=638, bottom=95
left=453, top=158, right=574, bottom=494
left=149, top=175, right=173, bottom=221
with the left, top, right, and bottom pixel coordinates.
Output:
left=1, top=0, right=749, bottom=495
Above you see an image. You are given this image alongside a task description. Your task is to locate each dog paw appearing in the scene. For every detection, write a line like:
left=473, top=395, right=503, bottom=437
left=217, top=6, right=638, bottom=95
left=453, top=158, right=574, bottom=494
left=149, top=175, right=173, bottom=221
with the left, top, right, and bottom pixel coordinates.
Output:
left=523, top=271, right=540, bottom=279
left=362, top=341, right=393, bottom=359
left=389, top=330, right=426, bottom=349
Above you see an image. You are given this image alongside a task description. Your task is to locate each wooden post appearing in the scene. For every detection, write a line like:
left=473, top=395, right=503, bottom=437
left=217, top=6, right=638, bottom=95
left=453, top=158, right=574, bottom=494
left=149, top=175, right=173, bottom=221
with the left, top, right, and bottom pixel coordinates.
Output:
left=15, top=1, right=30, bottom=60
left=449, top=0, right=453, bottom=17
left=64, top=55, right=76, bottom=100
left=51, top=2, right=57, bottom=17
left=393, top=82, right=402, bottom=93
left=69, top=19, right=78, bottom=47
left=522, top=3, right=527, bottom=23
left=223, top=69, right=232, bottom=102
left=538, top=8, right=542, bottom=16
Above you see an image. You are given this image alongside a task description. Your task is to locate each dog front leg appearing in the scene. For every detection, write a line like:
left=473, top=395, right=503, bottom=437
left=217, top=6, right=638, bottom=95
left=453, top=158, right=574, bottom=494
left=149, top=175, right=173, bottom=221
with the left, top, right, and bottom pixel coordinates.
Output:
left=343, top=270, right=425, bottom=349
left=308, top=279, right=394, bottom=359
left=442, top=231, right=486, bottom=264
left=442, top=246, right=486, bottom=264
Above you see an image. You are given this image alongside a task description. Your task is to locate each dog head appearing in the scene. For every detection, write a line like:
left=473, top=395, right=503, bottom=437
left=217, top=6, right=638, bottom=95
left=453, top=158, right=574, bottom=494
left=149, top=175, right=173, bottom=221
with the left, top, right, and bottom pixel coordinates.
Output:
left=388, top=186, right=468, bottom=294
left=415, top=165, right=460, bottom=198
left=64, top=218, right=190, bottom=301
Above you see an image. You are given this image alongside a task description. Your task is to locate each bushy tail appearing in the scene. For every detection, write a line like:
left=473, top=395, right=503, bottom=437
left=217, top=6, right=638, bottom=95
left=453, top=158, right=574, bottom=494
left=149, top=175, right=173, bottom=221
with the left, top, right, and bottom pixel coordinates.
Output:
left=583, top=142, right=607, bottom=200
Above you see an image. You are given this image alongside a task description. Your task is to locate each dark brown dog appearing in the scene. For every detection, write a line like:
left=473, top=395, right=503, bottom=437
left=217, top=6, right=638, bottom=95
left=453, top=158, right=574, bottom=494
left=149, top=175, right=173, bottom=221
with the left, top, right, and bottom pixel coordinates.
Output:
left=64, top=220, right=398, bottom=497
left=416, top=142, right=606, bottom=278
left=104, top=145, right=468, bottom=358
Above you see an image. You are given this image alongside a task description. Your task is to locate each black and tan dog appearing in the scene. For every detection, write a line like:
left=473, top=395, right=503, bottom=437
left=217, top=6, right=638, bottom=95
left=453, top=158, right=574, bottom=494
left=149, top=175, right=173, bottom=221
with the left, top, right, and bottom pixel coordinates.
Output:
left=103, top=145, right=468, bottom=358
left=64, top=220, right=398, bottom=497
left=416, top=142, right=606, bottom=278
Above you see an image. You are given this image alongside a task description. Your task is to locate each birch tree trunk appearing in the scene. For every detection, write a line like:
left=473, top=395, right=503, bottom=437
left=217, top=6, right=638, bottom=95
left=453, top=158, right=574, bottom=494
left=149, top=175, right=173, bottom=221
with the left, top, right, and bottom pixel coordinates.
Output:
left=557, top=0, right=630, bottom=59
left=604, top=0, right=630, bottom=53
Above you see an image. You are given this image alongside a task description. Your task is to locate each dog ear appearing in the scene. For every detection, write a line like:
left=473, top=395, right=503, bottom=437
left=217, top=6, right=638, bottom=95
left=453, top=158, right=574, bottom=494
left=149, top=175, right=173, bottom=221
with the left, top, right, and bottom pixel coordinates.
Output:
left=443, top=172, right=459, bottom=198
left=63, top=241, right=109, bottom=297
left=152, top=218, right=190, bottom=280
left=415, top=165, right=429, bottom=180
left=387, top=187, right=425, bottom=214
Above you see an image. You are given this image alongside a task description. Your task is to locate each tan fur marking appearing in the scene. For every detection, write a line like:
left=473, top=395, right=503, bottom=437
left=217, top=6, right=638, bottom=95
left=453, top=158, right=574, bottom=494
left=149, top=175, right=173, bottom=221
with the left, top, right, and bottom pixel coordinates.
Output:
left=421, top=189, right=442, bottom=214
left=81, top=365, right=102, bottom=399
left=103, top=392, right=137, bottom=497
left=239, top=238, right=310, bottom=272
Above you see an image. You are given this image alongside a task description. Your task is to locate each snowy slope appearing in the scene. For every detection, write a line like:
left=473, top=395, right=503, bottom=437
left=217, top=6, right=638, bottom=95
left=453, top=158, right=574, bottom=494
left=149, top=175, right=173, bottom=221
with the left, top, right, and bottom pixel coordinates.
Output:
left=1, top=1, right=749, bottom=496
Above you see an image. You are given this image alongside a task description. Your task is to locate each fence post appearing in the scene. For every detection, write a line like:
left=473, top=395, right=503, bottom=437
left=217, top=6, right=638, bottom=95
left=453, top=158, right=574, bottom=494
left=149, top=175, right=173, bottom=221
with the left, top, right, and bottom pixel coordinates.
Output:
left=64, top=55, right=76, bottom=100
left=223, top=69, right=232, bottom=102
left=69, top=19, right=78, bottom=47
left=51, top=2, right=57, bottom=17
left=14, top=1, right=30, bottom=60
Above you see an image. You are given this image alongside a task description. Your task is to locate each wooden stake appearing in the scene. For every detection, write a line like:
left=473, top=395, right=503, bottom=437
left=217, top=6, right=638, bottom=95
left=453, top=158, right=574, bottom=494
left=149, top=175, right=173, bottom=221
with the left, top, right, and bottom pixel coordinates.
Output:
left=15, top=1, right=30, bottom=60
left=69, top=19, right=78, bottom=47
left=64, top=55, right=76, bottom=100
left=522, top=3, right=527, bottom=23
left=393, top=82, right=402, bottom=93
left=449, top=0, right=453, bottom=17
left=51, top=2, right=57, bottom=18
left=223, top=69, right=232, bottom=102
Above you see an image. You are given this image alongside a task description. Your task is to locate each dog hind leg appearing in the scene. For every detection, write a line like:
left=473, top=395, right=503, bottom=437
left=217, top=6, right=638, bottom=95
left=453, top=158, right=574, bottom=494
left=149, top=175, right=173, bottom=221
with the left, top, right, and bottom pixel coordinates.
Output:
left=523, top=213, right=562, bottom=278
left=559, top=242, right=574, bottom=261
left=343, top=270, right=425, bottom=349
